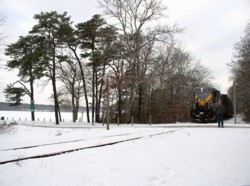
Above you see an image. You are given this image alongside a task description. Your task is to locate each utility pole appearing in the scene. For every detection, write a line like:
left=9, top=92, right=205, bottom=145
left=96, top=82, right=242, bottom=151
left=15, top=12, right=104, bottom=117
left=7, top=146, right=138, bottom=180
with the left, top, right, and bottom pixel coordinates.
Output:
left=233, top=80, right=237, bottom=124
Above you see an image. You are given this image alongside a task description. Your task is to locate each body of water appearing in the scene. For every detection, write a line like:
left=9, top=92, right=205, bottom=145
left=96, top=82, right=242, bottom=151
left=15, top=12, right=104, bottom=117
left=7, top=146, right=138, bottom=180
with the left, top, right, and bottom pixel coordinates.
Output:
left=0, top=111, right=88, bottom=122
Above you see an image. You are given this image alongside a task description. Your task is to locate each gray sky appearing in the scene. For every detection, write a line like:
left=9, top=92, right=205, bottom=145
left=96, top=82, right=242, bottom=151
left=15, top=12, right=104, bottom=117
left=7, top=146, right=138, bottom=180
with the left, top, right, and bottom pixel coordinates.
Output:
left=0, top=0, right=249, bottom=104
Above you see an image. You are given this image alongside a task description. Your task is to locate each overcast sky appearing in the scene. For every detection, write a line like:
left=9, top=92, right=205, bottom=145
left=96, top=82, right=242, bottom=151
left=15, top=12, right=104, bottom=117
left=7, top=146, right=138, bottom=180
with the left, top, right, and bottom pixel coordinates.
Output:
left=0, top=0, right=249, bottom=104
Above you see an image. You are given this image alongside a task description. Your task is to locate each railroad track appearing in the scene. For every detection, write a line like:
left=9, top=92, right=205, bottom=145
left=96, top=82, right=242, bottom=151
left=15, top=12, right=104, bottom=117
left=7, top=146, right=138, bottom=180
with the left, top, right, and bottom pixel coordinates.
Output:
left=0, top=132, right=133, bottom=151
left=0, top=130, right=175, bottom=165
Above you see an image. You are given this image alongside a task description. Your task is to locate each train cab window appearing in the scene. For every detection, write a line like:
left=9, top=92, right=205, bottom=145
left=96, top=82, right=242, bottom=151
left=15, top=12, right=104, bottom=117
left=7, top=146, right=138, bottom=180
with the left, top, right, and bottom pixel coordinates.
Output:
left=214, top=91, right=220, bottom=103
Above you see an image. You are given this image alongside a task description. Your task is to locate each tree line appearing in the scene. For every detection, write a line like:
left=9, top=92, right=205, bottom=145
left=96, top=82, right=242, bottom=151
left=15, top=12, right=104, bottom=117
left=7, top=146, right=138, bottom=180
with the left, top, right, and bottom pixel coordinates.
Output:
left=3, top=0, right=213, bottom=124
left=228, top=22, right=250, bottom=122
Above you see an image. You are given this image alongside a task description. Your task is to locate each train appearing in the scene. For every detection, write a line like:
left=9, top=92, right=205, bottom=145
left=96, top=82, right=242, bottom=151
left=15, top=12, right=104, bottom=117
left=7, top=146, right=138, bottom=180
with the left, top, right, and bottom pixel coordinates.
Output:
left=190, top=87, right=233, bottom=122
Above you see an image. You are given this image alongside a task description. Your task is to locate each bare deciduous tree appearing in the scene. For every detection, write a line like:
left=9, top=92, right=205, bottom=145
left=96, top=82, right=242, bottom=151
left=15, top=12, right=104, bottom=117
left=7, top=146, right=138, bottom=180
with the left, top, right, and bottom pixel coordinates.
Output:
left=0, top=11, right=7, bottom=67
left=0, top=11, right=6, bottom=43
left=58, top=60, right=84, bottom=122
left=228, top=22, right=250, bottom=121
left=99, top=0, right=180, bottom=122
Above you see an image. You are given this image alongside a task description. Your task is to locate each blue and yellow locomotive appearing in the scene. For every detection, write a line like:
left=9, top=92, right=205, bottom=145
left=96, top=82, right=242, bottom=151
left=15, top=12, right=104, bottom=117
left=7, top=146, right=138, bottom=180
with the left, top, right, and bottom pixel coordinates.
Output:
left=190, top=87, right=233, bottom=122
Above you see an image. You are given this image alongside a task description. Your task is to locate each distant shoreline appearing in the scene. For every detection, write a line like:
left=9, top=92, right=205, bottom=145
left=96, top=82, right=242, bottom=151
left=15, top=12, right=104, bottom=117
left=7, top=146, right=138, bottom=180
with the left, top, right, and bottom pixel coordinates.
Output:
left=0, top=102, right=86, bottom=112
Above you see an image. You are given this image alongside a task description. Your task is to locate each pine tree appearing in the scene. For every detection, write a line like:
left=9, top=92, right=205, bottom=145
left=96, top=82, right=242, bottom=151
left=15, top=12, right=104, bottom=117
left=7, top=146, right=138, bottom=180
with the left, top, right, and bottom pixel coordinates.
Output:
left=5, top=35, right=45, bottom=121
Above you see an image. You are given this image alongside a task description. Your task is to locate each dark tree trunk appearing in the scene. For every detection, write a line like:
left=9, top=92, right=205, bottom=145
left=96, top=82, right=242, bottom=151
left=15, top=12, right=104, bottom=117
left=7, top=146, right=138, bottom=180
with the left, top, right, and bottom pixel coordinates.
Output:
left=138, top=83, right=143, bottom=122
left=71, top=48, right=90, bottom=123
left=118, top=88, right=122, bottom=122
left=92, top=67, right=95, bottom=125
left=29, top=65, right=35, bottom=121
left=52, top=55, right=59, bottom=125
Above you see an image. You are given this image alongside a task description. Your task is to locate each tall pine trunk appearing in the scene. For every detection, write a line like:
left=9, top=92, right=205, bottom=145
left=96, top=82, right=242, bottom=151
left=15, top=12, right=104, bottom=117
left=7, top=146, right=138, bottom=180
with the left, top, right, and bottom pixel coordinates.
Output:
left=52, top=54, right=59, bottom=125
left=71, top=48, right=90, bottom=123
left=29, top=65, right=35, bottom=121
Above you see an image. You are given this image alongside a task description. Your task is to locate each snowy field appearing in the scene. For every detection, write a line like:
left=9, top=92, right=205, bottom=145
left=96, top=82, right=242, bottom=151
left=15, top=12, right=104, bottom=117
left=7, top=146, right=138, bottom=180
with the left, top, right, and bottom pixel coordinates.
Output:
left=0, top=112, right=250, bottom=186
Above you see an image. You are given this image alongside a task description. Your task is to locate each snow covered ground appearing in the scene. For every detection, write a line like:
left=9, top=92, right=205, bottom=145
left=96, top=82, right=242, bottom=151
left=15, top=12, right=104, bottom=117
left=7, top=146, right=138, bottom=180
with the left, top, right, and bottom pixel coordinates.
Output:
left=0, top=113, right=250, bottom=186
